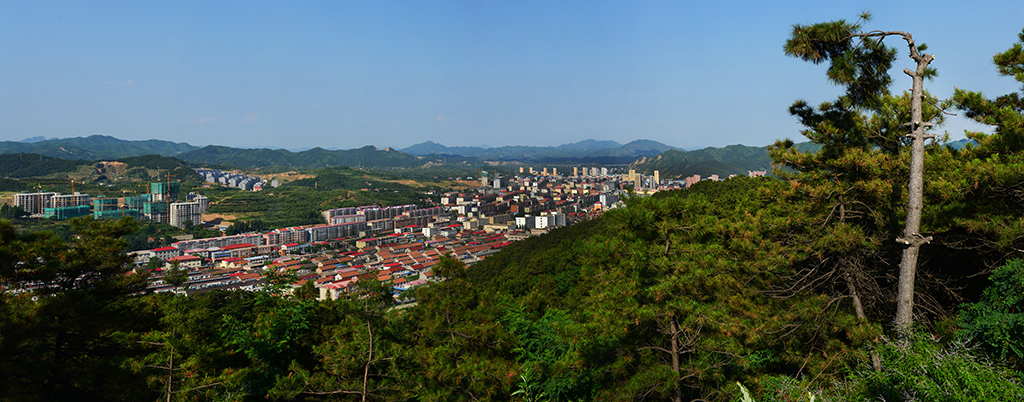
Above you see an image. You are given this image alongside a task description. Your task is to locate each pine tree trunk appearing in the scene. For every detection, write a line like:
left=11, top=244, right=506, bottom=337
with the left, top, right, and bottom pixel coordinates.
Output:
left=670, top=315, right=682, bottom=402
left=363, top=321, right=373, bottom=402
left=895, top=38, right=935, bottom=334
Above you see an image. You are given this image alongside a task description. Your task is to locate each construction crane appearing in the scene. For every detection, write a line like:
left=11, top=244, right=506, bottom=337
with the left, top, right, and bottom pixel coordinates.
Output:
left=120, top=189, right=132, bottom=217
left=30, top=179, right=79, bottom=215
left=162, top=171, right=179, bottom=203
left=34, top=178, right=77, bottom=193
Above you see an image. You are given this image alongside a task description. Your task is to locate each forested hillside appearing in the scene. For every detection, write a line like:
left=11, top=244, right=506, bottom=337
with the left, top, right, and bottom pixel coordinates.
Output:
left=0, top=153, right=92, bottom=178
left=0, top=135, right=198, bottom=159
left=176, top=145, right=449, bottom=169
left=401, top=139, right=677, bottom=164
left=629, top=142, right=831, bottom=179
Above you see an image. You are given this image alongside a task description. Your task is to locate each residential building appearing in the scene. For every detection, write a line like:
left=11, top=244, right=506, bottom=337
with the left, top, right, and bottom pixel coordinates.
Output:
left=50, top=192, right=91, bottom=208
left=170, top=201, right=203, bottom=228
left=13, top=192, right=57, bottom=214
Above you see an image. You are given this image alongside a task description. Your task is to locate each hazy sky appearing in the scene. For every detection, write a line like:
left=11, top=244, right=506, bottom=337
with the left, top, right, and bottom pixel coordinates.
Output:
left=2, top=1, right=1022, bottom=150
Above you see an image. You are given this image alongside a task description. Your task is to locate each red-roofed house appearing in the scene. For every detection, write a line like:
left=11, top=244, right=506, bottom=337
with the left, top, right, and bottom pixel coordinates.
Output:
left=165, top=255, right=202, bottom=270
left=220, top=243, right=257, bottom=259
left=152, top=246, right=181, bottom=261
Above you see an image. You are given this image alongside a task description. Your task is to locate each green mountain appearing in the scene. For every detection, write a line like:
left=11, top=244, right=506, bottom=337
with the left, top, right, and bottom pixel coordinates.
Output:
left=0, top=135, right=477, bottom=169
left=0, top=153, right=92, bottom=178
left=401, top=139, right=677, bottom=163
left=0, top=135, right=198, bottom=160
left=175, top=145, right=441, bottom=168
left=629, top=142, right=821, bottom=179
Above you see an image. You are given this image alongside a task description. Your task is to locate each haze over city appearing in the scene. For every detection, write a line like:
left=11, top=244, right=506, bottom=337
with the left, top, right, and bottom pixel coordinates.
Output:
left=2, top=1, right=1021, bottom=150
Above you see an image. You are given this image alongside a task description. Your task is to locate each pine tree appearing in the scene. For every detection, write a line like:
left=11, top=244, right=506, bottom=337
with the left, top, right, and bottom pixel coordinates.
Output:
left=575, top=179, right=827, bottom=401
left=778, top=12, right=943, bottom=332
left=0, top=217, right=152, bottom=400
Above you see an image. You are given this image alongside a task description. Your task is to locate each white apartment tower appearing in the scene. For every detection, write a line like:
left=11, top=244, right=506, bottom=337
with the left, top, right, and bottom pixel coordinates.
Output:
left=192, top=194, right=210, bottom=212
left=169, top=201, right=203, bottom=228
left=50, top=193, right=92, bottom=208
left=14, top=192, right=57, bottom=214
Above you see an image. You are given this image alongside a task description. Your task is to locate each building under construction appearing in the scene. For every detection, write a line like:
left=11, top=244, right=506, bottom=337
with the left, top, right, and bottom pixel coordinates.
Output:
left=13, top=181, right=206, bottom=224
left=149, top=181, right=180, bottom=202
left=43, top=205, right=90, bottom=220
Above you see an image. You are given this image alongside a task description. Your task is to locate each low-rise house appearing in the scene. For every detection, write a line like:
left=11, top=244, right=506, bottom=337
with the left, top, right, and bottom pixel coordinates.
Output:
left=165, top=255, right=202, bottom=270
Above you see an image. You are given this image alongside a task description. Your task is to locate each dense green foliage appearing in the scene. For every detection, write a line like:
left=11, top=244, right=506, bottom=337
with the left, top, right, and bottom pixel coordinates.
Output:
left=0, top=178, right=23, bottom=191
left=958, top=259, right=1024, bottom=366
left=283, top=168, right=419, bottom=193
left=0, top=204, right=28, bottom=219
left=843, top=333, right=1024, bottom=401
left=117, top=154, right=195, bottom=171
left=225, top=219, right=269, bottom=236
left=0, top=153, right=92, bottom=178
left=466, top=218, right=603, bottom=308
left=0, top=217, right=151, bottom=400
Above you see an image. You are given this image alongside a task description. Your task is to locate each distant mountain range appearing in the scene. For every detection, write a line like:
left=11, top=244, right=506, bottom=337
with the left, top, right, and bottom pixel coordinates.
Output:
left=628, top=142, right=828, bottom=179
left=401, top=139, right=677, bottom=164
left=630, top=139, right=980, bottom=179
left=0, top=136, right=448, bottom=169
left=175, top=145, right=437, bottom=169
left=0, top=136, right=681, bottom=167
left=19, top=136, right=60, bottom=143
left=0, top=135, right=977, bottom=175
left=0, top=135, right=198, bottom=160
left=628, top=144, right=774, bottom=179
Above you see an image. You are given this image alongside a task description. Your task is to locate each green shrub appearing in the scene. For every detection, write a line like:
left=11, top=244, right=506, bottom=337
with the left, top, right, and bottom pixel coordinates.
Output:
left=958, top=259, right=1024, bottom=364
left=845, top=332, right=1024, bottom=401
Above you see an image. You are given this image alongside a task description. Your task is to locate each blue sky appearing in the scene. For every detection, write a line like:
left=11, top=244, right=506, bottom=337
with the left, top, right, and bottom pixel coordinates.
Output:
left=2, top=1, right=1022, bottom=150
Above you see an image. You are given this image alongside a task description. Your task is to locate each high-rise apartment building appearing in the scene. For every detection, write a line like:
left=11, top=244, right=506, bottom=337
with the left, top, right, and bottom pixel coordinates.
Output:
left=169, top=201, right=203, bottom=228
left=14, top=192, right=57, bottom=214
left=50, top=193, right=91, bottom=208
